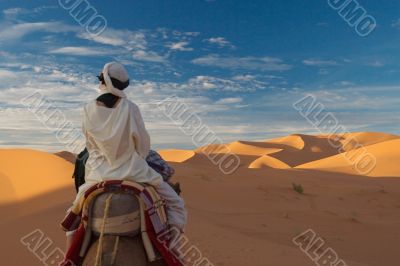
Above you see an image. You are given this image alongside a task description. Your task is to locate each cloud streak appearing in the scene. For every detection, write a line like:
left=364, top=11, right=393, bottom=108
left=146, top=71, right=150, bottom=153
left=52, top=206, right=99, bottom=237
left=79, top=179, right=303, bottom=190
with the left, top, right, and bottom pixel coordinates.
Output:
left=167, top=41, right=193, bottom=51
left=48, top=46, right=112, bottom=56
left=205, top=37, right=235, bottom=48
left=0, top=22, right=78, bottom=41
left=302, top=59, right=339, bottom=66
left=192, top=55, right=292, bottom=71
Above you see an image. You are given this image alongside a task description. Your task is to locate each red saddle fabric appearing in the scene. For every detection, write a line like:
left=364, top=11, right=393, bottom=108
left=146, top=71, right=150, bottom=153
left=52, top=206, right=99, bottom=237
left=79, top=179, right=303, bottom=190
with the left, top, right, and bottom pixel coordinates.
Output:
left=61, top=180, right=183, bottom=266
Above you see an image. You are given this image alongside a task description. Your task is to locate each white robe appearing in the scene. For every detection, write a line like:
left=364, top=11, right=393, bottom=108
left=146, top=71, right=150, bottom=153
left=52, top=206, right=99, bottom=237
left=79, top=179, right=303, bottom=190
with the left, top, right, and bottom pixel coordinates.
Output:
left=74, top=98, right=187, bottom=229
left=82, top=98, right=161, bottom=186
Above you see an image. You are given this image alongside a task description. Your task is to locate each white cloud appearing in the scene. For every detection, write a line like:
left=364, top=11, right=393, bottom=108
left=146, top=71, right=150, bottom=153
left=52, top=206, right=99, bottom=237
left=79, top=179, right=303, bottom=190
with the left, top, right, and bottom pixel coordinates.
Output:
left=167, top=41, right=193, bottom=51
left=77, top=28, right=198, bottom=65
left=2, top=6, right=57, bottom=19
left=216, top=97, right=243, bottom=104
left=0, top=69, right=17, bottom=78
left=308, top=90, right=347, bottom=102
left=3, top=7, right=25, bottom=16
left=192, top=55, right=292, bottom=71
left=391, top=19, right=400, bottom=29
left=0, top=22, right=78, bottom=41
left=133, top=82, right=157, bottom=94
left=77, top=29, right=147, bottom=49
left=48, top=46, right=111, bottom=56
left=205, top=37, right=234, bottom=48
left=267, top=86, right=400, bottom=110
left=78, top=32, right=126, bottom=47
left=132, top=50, right=166, bottom=63
left=232, top=75, right=256, bottom=81
left=302, top=59, right=339, bottom=66
left=0, top=51, right=11, bottom=57
left=340, top=81, right=355, bottom=86
left=318, top=69, right=329, bottom=75
left=125, top=74, right=267, bottom=97
left=0, top=20, right=168, bottom=65
left=186, top=75, right=266, bottom=92
left=33, top=66, right=42, bottom=73
left=190, top=76, right=218, bottom=89
left=171, top=30, right=200, bottom=37
left=366, top=61, right=385, bottom=67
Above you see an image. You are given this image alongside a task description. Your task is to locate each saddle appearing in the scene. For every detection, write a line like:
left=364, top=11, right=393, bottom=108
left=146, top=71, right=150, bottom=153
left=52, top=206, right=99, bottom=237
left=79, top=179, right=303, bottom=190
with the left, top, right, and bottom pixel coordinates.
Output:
left=61, top=180, right=182, bottom=266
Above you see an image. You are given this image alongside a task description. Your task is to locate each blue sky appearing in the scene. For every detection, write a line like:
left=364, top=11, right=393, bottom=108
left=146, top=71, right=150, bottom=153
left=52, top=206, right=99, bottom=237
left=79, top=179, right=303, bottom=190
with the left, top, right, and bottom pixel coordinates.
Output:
left=0, top=0, right=399, bottom=152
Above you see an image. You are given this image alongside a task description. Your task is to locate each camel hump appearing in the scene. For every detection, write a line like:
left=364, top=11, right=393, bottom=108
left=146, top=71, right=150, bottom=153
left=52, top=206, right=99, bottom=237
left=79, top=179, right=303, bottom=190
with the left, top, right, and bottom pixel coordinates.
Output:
left=91, top=192, right=141, bottom=236
left=83, top=235, right=148, bottom=266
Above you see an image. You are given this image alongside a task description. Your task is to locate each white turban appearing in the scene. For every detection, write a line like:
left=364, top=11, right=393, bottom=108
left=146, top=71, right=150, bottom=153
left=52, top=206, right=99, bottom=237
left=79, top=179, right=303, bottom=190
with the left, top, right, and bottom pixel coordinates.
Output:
left=99, top=62, right=129, bottom=98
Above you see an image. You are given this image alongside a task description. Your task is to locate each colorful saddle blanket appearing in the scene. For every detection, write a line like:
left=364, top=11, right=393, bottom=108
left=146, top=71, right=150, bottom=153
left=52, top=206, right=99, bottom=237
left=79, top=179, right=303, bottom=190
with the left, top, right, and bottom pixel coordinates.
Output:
left=60, top=180, right=182, bottom=266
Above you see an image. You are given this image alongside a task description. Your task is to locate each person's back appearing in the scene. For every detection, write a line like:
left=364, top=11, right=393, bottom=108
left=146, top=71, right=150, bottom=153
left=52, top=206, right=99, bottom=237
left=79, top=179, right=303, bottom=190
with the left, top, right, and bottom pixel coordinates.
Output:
left=82, top=98, right=162, bottom=186
left=73, top=62, right=187, bottom=232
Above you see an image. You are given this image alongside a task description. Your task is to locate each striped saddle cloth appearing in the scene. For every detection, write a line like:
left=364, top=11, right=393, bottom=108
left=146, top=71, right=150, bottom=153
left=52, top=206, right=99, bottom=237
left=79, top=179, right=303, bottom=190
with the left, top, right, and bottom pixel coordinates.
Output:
left=61, top=180, right=182, bottom=266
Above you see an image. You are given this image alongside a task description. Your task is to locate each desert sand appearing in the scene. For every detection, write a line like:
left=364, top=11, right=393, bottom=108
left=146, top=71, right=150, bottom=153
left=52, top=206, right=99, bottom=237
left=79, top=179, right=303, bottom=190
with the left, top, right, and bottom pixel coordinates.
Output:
left=0, top=132, right=399, bottom=266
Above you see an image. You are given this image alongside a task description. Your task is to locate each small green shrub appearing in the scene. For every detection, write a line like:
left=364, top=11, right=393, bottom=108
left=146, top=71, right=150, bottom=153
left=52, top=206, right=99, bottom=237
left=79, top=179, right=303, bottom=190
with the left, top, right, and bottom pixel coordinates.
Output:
left=292, top=182, right=304, bottom=194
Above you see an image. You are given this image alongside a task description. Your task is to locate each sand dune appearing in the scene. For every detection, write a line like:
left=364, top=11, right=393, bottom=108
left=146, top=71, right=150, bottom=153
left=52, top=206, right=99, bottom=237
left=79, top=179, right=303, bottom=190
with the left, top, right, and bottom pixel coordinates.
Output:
left=336, top=132, right=399, bottom=151
left=248, top=155, right=291, bottom=169
left=0, top=149, right=73, bottom=204
left=193, top=135, right=328, bottom=168
left=0, top=172, right=17, bottom=204
left=297, top=138, right=400, bottom=177
left=265, top=134, right=306, bottom=150
left=266, top=134, right=342, bottom=167
left=158, top=149, right=196, bottom=162
left=204, top=140, right=283, bottom=156
left=1, top=132, right=399, bottom=266
left=196, top=133, right=380, bottom=168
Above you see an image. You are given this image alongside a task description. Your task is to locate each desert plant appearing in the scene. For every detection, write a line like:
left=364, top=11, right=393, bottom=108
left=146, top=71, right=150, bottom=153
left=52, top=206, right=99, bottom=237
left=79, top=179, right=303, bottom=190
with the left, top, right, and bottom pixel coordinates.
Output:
left=292, top=182, right=304, bottom=194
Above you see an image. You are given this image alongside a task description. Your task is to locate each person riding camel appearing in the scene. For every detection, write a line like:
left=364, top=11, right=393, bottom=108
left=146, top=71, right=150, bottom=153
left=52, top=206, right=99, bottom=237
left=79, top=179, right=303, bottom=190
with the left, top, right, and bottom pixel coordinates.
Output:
left=66, top=62, right=187, bottom=248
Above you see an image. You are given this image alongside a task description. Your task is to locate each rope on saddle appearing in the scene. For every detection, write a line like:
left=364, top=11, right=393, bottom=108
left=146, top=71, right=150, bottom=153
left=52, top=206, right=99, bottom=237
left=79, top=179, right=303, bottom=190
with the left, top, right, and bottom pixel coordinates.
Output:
left=111, top=236, right=120, bottom=265
left=95, top=194, right=114, bottom=266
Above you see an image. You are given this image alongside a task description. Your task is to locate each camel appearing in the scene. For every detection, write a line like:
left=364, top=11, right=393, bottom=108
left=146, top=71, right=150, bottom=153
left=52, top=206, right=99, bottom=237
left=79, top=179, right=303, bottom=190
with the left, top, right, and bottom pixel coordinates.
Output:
left=81, top=192, right=168, bottom=266
left=82, top=236, right=166, bottom=266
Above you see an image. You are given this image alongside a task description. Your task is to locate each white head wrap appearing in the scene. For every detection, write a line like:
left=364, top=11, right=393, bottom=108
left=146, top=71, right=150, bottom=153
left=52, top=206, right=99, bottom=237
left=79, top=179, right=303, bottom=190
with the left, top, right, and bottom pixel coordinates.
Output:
left=99, top=62, right=129, bottom=98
